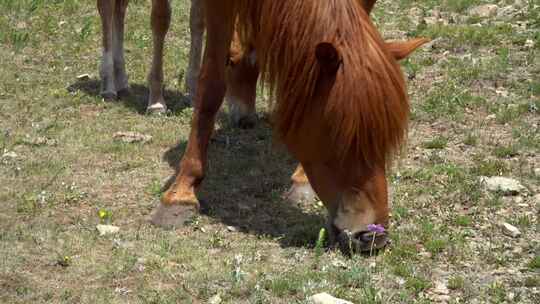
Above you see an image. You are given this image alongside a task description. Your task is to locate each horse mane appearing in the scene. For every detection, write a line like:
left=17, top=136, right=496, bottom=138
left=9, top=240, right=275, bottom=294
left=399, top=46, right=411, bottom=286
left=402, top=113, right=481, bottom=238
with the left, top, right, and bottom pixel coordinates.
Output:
left=236, top=0, right=409, bottom=168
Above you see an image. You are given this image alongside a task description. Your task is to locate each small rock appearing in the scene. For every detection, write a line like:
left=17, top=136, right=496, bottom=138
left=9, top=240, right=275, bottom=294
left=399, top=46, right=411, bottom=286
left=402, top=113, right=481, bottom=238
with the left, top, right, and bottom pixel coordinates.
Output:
left=310, top=293, right=354, bottom=304
left=96, top=224, right=120, bottom=236
left=23, top=136, right=57, bottom=146
left=480, top=177, right=525, bottom=195
left=209, top=294, right=222, bottom=304
left=525, top=39, right=535, bottom=48
left=2, top=151, right=18, bottom=159
left=226, top=226, right=237, bottom=232
left=469, top=4, right=499, bottom=18
left=501, top=222, right=521, bottom=238
left=514, top=196, right=524, bottom=204
left=486, top=114, right=496, bottom=120
left=533, top=168, right=540, bottom=177
left=331, top=259, right=348, bottom=269
left=433, top=281, right=449, bottom=295
left=113, top=132, right=152, bottom=144
left=533, top=194, right=540, bottom=204
left=76, top=74, right=90, bottom=80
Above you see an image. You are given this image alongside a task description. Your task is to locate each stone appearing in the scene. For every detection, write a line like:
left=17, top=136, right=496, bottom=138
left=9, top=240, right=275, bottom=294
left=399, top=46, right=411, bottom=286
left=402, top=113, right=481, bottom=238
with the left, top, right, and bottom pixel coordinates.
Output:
left=533, top=168, right=540, bottom=177
left=209, top=294, right=222, bottom=304
left=469, top=5, right=499, bottom=18
left=113, top=132, right=152, bottom=144
left=533, top=194, right=540, bottom=205
left=433, top=281, right=449, bottom=295
left=501, top=222, right=521, bottom=238
left=76, top=74, right=90, bottom=81
left=2, top=151, right=18, bottom=159
left=96, top=224, right=120, bottom=236
left=480, top=177, right=525, bottom=195
left=310, top=293, right=354, bottom=304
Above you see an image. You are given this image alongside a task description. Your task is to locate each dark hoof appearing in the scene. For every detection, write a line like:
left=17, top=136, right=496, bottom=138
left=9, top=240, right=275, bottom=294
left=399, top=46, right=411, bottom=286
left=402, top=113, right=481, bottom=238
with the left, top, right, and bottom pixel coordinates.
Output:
left=336, top=230, right=389, bottom=255
left=101, top=91, right=117, bottom=101
left=117, top=88, right=130, bottom=100
left=236, top=115, right=257, bottom=129
left=285, top=182, right=317, bottom=204
left=150, top=203, right=199, bottom=229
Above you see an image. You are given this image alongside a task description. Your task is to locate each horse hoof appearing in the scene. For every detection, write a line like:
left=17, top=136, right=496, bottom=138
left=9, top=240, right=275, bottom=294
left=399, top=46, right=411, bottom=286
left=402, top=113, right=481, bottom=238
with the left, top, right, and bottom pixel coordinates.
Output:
left=146, top=103, right=168, bottom=115
left=235, top=115, right=257, bottom=129
left=101, top=91, right=117, bottom=101
left=285, top=182, right=317, bottom=204
left=150, top=203, right=199, bottom=229
left=336, top=230, right=389, bottom=255
left=117, top=88, right=130, bottom=100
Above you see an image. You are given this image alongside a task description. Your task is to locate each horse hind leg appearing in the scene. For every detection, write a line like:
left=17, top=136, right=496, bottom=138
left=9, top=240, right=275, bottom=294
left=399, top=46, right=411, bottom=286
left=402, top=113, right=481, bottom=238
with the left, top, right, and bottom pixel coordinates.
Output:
left=97, top=0, right=116, bottom=100
left=113, top=0, right=129, bottom=98
left=147, top=0, right=171, bottom=114
left=184, top=0, right=205, bottom=105
left=284, top=164, right=317, bottom=204
left=225, top=43, right=259, bottom=128
left=151, top=0, right=236, bottom=228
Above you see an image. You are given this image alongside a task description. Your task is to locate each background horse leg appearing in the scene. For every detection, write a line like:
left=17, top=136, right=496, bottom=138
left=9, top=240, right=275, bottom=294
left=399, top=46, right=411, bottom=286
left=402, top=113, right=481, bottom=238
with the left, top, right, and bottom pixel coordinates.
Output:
left=113, top=0, right=129, bottom=97
left=184, top=0, right=204, bottom=104
left=147, top=0, right=171, bottom=114
left=225, top=42, right=259, bottom=128
left=97, top=0, right=116, bottom=100
left=151, top=0, right=235, bottom=228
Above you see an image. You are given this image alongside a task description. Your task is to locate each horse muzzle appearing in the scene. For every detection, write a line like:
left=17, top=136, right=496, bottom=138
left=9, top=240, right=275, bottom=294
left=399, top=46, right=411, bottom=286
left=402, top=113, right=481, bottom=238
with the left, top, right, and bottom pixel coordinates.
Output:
left=334, top=228, right=389, bottom=255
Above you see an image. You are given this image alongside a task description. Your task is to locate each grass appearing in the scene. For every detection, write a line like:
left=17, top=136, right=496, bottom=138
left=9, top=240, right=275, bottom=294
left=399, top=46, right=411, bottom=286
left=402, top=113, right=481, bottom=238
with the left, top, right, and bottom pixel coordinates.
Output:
left=0, top=0, right=539, bottom=303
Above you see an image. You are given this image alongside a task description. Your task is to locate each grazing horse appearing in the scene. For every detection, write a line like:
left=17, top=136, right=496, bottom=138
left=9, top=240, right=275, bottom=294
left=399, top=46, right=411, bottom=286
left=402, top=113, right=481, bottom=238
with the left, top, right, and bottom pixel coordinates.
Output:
left=151, top=0, right=427, bottom=254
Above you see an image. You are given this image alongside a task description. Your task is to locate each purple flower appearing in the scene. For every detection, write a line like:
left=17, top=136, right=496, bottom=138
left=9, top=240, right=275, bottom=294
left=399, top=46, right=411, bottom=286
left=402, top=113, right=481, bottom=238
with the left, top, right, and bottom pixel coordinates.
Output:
left=367, top=224, right=385, bottom=234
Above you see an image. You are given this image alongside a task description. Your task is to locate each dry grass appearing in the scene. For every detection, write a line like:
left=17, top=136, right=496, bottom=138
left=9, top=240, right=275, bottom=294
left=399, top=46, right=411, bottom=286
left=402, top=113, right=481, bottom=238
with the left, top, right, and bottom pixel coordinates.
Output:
left=1, top=0, right=539, bottom=303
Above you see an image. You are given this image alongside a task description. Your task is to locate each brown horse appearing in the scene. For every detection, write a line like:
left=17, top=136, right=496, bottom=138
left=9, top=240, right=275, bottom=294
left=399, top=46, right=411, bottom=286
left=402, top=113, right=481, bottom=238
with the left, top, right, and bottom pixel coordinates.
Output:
left=151, top=0, right=427, bottom=254
left=96, top=0, right=259, bottom=123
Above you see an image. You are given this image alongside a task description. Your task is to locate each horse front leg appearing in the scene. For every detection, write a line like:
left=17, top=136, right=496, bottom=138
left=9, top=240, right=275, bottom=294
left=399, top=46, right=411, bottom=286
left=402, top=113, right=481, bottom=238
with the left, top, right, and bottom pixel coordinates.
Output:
left=113, top=0, right=129, bottom=97
left=185, top=0, right=205, bottom=104
left=147, top=0, right=171, bottom=114
left=97, top=0, right=116, bottom=100
left=151, top=0, right=236, bottom=228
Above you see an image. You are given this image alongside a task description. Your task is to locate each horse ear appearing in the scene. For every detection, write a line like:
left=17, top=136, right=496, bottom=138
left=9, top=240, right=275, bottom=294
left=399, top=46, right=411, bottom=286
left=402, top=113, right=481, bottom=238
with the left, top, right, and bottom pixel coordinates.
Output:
left=385, top=38, right=430, bottom=61
left=316, top=42, right=342, bottom=74
left=361, top=0, right=377, bottom=15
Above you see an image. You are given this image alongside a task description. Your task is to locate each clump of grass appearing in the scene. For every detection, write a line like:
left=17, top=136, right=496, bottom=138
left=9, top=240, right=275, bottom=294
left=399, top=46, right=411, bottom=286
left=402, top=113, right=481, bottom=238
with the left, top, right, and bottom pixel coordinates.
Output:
left=448, top=276, right=465, bottom=290
left=405, top=276, right=432, bottom=295
left=463, top=133, right=478, bottom=146
left=492, top=145, right=518, bottom=158
left=455, top=215, right=472, bottom=227
left=423, top=136, right=448, bottom=149
left=470, top=159, right=509, bottom=176
left=528, top=256, right=540, bottom=270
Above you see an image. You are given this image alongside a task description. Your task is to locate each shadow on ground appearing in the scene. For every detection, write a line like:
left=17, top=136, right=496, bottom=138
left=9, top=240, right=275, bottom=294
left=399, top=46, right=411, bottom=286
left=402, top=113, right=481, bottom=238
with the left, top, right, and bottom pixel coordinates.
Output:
left=162, top=119, right=325, bottom=249
left=67, top=79, right=190, bottom=114
left=69, top=78, right=325, bottom=248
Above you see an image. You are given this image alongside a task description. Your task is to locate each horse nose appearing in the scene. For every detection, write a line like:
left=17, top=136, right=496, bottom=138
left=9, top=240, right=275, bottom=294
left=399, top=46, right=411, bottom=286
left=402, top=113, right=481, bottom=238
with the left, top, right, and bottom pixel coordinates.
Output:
left=336, top=229, right=389, bottom=255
